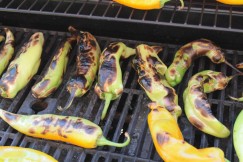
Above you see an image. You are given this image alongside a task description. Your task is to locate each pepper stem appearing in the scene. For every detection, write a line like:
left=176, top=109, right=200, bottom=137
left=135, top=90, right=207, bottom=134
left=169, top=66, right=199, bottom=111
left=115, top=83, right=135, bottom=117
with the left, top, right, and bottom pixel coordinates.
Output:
left=57, top=89, right=76, bottom=111
left=225, top=158, right=230, bottom=162
left=97, top=132, right=130, bottom=147
left=101, top=93, right=113, bottom=120
left=229, top=95, right=243, bottom=102
left=225, top=60, right=243, bottom=74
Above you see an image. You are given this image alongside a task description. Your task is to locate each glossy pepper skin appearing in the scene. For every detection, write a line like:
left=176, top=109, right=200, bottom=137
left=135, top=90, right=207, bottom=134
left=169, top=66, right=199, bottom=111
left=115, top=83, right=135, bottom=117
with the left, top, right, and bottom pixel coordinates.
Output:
left=217, top=0, right=243, bottom=5
left=165, top=39, right=241, bottom=87
left=0, top=146, right=57, bottom=162
left=0, top=109, right=130, bottom=148
left=95, top=42, right=136, bottom=120
left=183, top=70, right=232, bottom=138
left=32, top=37, right=75, bottom=98
left=0, top=28, right=15, bottom=76
left=58, top=26, right=101, bottom=111
left=0, top=32, right=44, bottom=98
left=132, top=44, right=182, bottom=119
left=233, top=110, right=243, bottom=162
left=148, top=103, right=228, bottom=162
left=113, top=0, right=184, bottom=10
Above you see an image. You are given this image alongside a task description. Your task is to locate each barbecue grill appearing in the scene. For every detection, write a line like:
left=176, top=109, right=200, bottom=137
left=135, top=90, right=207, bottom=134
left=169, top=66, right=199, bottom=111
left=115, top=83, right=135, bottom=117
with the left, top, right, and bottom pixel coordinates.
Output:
left=0, top=0, right=243, bottom=161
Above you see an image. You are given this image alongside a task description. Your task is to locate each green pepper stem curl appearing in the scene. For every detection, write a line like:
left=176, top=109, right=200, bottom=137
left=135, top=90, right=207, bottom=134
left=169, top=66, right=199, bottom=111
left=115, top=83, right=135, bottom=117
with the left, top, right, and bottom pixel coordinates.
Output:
left=97, top=132, right=130, bottom=147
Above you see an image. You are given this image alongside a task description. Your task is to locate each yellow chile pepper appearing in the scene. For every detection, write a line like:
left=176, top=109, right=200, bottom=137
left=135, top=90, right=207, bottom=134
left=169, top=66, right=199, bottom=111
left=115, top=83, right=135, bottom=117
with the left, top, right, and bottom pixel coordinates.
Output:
left=0, top=35, right=5, bottom=43
left=147, top=103, right=229, bottom=162
left=113, top=0, right=184, bottom=10
left=217, top=0, right=243, bottom=5
left=0, top=146, right=57, bottom=162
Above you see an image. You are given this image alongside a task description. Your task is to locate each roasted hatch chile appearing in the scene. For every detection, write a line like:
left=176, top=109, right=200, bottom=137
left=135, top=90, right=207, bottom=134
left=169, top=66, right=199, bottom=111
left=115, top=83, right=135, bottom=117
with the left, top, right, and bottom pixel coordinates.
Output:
left=236, top=62, right=243, bottom=69
left=217, top=0, right=243, bottom=5
left=165, top=39, right=242, bottom=87
left=58, top=26, right=101, bottom=111
left=183, top=70, right=233, bottom=138
left=233, top=110, right=243, bottom=162
left=113, top=0, right=184, bottom=10
left=0, top=35, right=5, bottom=43
left=132, top=44, right=182, bottom=119
left=0, top=32, right=44, bottom=98
left=0, top=28, right=15, bottom=76
left=0, top=109, right=130, bottom=148
left=32, top=37, right=75, bottom=98
left=95, top=42, right=136, bottom=120
left=0, top=146, right=57, bottom=162
left=148, top=103, right=228, bottom=162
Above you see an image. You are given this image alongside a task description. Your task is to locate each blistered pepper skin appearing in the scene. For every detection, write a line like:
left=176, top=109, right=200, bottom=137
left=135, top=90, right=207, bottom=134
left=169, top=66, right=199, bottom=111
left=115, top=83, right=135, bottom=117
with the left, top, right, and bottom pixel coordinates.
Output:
left=0, top=109, right=130, bottom=148
left=95, top=42, right=136, bottom=120
left=58, top=27, right=101, bottom=111
left=0, top=146, right=57, bottom=162
left=183, top=70, right=231, bottom=138
left=32, top=37, right=75, bottom=98
left=0, top=28, right=15, bottom=76
left=0, top=32, right=44, bottom=98
left=133, top=44, right=182, bottom=119
left=165, top=39, right=239, bottom=87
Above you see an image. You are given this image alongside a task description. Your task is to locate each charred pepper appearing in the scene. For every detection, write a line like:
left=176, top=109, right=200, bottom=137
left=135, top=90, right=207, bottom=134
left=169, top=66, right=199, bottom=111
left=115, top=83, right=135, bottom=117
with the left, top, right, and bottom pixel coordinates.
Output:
left=165, top=39, right=241, bottom=87
left=0, top=32, right=44, bottom=98
left=148, top=103, right=228, bottom=162
left=32, top=36, right=75, bottom=98
left=113, top=0, right=184, bottom=10
left=0, top=146, right=57, bottom=162
left=132, top=44, right=182, bottom=119
left=0, top=28, right=15, bottom=76
left=183, top=70, right=233, bottom=138
left=233, top=110, right=243, bottom=162
left=58, top=26, right=101, bottom=111
left=95, top=42, right=136, bottom=120
left=0, top=109, right=130, bottom=148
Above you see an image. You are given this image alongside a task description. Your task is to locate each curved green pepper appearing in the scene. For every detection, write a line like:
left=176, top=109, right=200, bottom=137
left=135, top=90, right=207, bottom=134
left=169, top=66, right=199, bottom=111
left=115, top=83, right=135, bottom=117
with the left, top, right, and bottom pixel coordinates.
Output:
left=94, top=42, right=136, bottom=120
left=183, top=70, right=233, bottom=138
left=132, top=44, right=182, bottom=120
left=165, top=39, right=241, bottom=87
left=234, top=110, right=243, bottom=162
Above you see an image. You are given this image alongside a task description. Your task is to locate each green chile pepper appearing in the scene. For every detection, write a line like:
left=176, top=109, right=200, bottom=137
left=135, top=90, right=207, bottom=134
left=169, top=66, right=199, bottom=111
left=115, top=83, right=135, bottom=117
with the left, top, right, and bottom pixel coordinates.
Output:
left=94, top=42, right=136, bottom=120
left=58, top=26, right=101, bottom=111
left=233, top=110, right=243, bottom=162
left=132, top=44, right=182, bottom=120
left=0, top=109, right=130, bottom=148
left=0, top=28, right=15, bottom=76
left=183, top=70, right=234, bottom=138
left=32, top=36, right=76, bottom=98
left=165, top=39, right=241, bottom=87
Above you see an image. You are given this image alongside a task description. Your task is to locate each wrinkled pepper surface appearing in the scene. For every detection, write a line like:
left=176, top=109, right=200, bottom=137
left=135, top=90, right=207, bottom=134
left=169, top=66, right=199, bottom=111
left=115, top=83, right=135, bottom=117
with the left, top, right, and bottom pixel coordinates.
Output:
left=113, top=0, right=184, bottom=10
left=0, top=146, right=57, bottom=162
left=233, top=110, right=243, bottom=162
left=0, top=28, right=15, bottom=76
left=183, top=70, right=232, bottom=138
left=132, top=44, right=182, bottom=119
left=95, top=42, right=135, bottom=120
left=0, top=32, right=44, bottom=98
left=165, top=39, right=241, bottom=87
left=32, top=36, right=75, bottom=98
left=0, top=109, right=130, bottom=149
left=58, top=26, right=101, bottom=111
left=148, top=103, right=228, bottom=162
left=217, top=0, right=243, bottom=5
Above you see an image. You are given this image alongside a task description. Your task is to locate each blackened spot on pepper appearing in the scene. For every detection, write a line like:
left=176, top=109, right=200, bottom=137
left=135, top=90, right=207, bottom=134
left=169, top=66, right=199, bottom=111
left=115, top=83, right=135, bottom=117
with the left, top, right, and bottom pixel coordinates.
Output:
left=164, top=86, right=176, bottom=104
left=195, top=75, right=203, bottom=82
left=34, top=34, right=39, bottom=39
left=152, top=109, right=159, bottom=112
left=189, top=116, right=204, bottom=130
left=73, top=121, right=83, bottom=129
left=153, top=74, right=160, bottom=82
left=170, top=69, right=176, bottom=75
left=43, top=117, right=54, bottom=125
left=105, top=44, right=119, bottom=56
left=33, top=120, right=41, bottom=126
left=36, top=79, right=50, bottom=92
left=90, top=40, right=96, bottom=47
left=4, top=65, right=18, bottom=84
left=212, top=54, right=223, bottom=63
left=84, top=125, right=97, bottom=134
left=194, top=98, right=212, bottom=118
left=146, top=56, right=160, bottom=67
left=139, top=76, right=152, bottom=92
left=77, top=52, right=94, bottom=75
left=4, top=112, right=18, bottom=121
left=156, top=133, right=169, bottom=145
left=55, top=118, right=67, bottom=128
left=50, top=59, right=57, bottom=70
left=204, top=78, right=210, bottom=84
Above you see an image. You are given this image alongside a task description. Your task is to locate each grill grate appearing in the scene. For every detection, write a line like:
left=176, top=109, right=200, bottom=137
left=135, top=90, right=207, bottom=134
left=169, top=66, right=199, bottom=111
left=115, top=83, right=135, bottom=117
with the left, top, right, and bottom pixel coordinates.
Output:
left=0, top=26, right=242, bottom=162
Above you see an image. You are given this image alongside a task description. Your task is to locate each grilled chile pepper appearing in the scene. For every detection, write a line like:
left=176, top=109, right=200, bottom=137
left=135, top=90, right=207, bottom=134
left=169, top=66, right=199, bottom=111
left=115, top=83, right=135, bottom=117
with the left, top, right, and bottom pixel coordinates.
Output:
left=58, top=26, right=101, bottom=111
left=32, top=37, right=75, bottom=98
left=0, top=146, right=57, bottom=162
left=0, top=32, right=44, bottom=98
left=132, top=44, right=182, bottom=119
left=113, top=0, right=184, bottom=10
left=165, top=39, right=242, bottom=87
left=0, top=35, right=5, bottom=43
left=95, top=42, right=136, bottom=120
left=0, top=28, right=15, bottom=76
left=233, top=110, right=243, bottom=162
left=217, top=0, right=243, bottom=5
left=0, top=109, right=130, bottom=148
left=148, top=103, right=228, bottom=162
left=183, top=70, right=234, bottom=138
